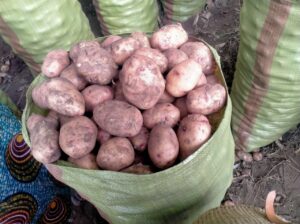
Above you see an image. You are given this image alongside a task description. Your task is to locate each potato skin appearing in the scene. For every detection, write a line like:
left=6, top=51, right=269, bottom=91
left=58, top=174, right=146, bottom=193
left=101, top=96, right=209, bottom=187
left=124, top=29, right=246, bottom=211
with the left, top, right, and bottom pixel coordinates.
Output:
left=148, top=125, right=179, bottom=169
left=96, top=137, right=135, bottom=171
left=158, top=90, right=175, bottom=104
left=129, top=127, right=149, bottom=152
left=27, top=114, right=46, bottom=133
left=206, top=74, right=221, bottom=85
left=113, top=81, right=127, bottom=101
left=180, top=42, right=216, bottom=74
left=120, top=55, right=165, bottom=109
left=186, top=84, right=226, bottom=115
left=101, top=35, right=122, bottom=48
left=163, top=48, right=188, bottom=71
left=93, top=100, right=143, bottom=137
left=131, top=32, right=150, bottom=48
left=82, top=85, right=114, bottom=112
left=97, top=129, right=111, bottom=144
left=32, top=77, right=85, bottom=116
left=111, top=37, right=140, bottom=65
left=196, top=73, right=207, bottom=87
left=60, top=63, right=88, bottom=91
left=150, top=23, right=188, bottom=51
left=177, top=114, right=211, bottom=160
left=173, top=97, right=188, bottom=119
left=68, top=154, right=98, bottom=170
left=133, top=48, right=168, bottom=73
left=143, top=103, right=180, bottom=129
left=121, top=163, right=153, bottom=174
left=166, top=59, right=202, bottom=97
left=71, top=40, right=118, bottom=85
left=59, top=116, right=98, bottom=159
left=42, top=49, right=70, bottom=78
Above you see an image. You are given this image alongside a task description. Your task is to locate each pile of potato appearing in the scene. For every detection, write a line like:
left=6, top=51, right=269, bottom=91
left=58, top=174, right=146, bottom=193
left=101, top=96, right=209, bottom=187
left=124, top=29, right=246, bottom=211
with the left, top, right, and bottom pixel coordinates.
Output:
left=27, top=24, right=226, bottom=174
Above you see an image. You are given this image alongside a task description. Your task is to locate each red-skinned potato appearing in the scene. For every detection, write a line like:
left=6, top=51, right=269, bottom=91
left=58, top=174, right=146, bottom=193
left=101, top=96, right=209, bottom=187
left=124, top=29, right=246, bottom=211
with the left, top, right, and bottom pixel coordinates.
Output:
left=143, top=103, right=180, bottom=129
left=131, top=32, right=150, bottom=48
left=42, top=49, right=70, bottom=78
left=120, top=55, right=165, bottom=109
left=206, top=74, right=221, bottom=85
left=166, top=59, right=202, bottom=97
left=27, top=114, right=46, bottom=133
left=60, top=63, right=88, bottom=91
left=177, top=114, right=211, bottom=160
left=158, top=90, right=175, bottom=104
left=133, top=48, right=168, bottom=73
left=32, top=77, right=85, bottom=116
left=180, top=42, right=216, bottom=74
left=59, top=116, right=98, bottom=159
left=68, top=154, right=98, bottom=170
left=70, top=40, right=118, bottom=85
left=196, top=73, right=207, bottom=87
left=111, top=37, right=140, bottom=65
left=150, top=23, right=188, bottom=51
left=113, top=81, right=127, bottom=101
left=58, top=114, right=73, bottom=126
left=121, top=163, right=153, bottom=174
left=82, top=85, right=114, bottom=112
left=163, top=48, right=188, bottom=71
left=148, top=125, right=179, bottom=169
left=101, top=35, right=122, bottom=48
left=186, top=84, right=226, bottom=115
left=93, top=100, right=143, bottom=137
left=173, top=97, right=188, bottom=119
left=96, top=137, right=135, bottom=171
left=129, top=127, right=149, bottom=152
left=97, top=129, right=111, bottom=144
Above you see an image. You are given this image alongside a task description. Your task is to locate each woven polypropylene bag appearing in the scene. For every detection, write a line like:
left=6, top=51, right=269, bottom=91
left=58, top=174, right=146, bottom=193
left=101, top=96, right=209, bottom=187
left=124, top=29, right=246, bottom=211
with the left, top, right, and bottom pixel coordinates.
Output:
left=160, top=0, right=206, bottom=23
left=0, top=0, right=94, bottom=75
left=21, top=36, right=234, bottom=224
left=230, top=0, right=300, bottom=152
left=92, top=0, right=158, bottom=35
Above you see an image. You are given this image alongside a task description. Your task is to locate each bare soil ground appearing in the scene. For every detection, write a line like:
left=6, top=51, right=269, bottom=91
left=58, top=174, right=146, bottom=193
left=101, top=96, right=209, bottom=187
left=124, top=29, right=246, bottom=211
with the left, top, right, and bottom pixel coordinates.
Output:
left=1, top=0, right=299, bottom=223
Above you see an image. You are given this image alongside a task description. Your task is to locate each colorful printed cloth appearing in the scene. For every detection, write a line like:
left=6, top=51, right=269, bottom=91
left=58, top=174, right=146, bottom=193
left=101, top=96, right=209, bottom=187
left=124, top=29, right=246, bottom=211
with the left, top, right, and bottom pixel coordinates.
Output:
left=0, top=104, right=71, bottom=224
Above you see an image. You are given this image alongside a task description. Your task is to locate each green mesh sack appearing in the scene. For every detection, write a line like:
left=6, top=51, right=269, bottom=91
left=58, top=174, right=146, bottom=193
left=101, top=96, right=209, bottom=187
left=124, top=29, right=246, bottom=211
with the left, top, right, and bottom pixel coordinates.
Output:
left=230, top=0, right=300, bottom=152
left=21, top=36, right=234, bottom=224
left=0, top=0, right=94, bottom=75
left=160, top=0, right=206, bottom=23
left=92, top=0, right=158, bottom=35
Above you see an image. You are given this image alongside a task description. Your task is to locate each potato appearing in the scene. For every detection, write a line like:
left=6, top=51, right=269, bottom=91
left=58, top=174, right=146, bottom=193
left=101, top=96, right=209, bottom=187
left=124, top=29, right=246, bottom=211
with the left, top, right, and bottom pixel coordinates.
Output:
left=120, top=55, right=165, bottom=109
left=93, top=100, right=143, bottom=137
left=121, top=163, right=153, bottom=174
left=58, top=114, right=73, bottom=126
left=173, top=97, right=188, bottom=119
left=158, top=90, right=175, bottom=104
left=177, top=114, right=212, bottom=160
left=82, top=85, right=114, bottom=112
left=143, top=103, right=180, bottom=129
left=206, top=74, right=221, bottom=85
left=111, top=37, right=140, bottom=65
left=186, top=84, right=226, bottom=115
left=166, top=59, right=202, bottom=97
left=163, top=48, right=188, bottom=70
left=148, top=125, right=179, bottom=169
left=27, top=114, right=46, bottom=133
left=97, top=129, right=111, bottom=144
left=30, top=119, right=61, bottom=164
left=68, top=154, right=98, bottom=170
left=113, top=81, right=127, bottom=101
left=32, top=77, right=85, bottom=116
left=133, top=48, right=168, bottom=73
left=101, top=35, right=122, bottom=48
left=71, top=40, right=118, bottom=85
left=59, top=116, right=98, bottom=159
left=46, top=110, right=59, bottom=128
left=42, top=49, right=70, bottom=78
left=180, top=42, right=216, bottom=74
left=131, top=32, right=151, bottom=48
left=96, top=137, right=135, bottom=171
left=60, top=63, right=88, bottom=91
left=129, top=127, right=149, bottom=152
left=196, top=73, right=207, bottom=87
left=150, top=23, right=188, bottom=50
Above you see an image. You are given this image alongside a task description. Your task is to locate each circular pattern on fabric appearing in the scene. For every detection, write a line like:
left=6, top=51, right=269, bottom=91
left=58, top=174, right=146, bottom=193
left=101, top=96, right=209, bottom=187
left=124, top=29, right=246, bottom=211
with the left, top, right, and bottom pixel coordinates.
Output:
left=0, top=192, right=37, bottom=224
left=38, top=195, right=71, bottom=224
left=5, top=133, right=41, bottom=182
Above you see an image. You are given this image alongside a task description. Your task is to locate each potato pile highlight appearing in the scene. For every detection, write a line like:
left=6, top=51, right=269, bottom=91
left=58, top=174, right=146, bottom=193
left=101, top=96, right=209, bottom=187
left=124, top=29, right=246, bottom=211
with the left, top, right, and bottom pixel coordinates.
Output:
left=28, top=24, right=227, bottom=174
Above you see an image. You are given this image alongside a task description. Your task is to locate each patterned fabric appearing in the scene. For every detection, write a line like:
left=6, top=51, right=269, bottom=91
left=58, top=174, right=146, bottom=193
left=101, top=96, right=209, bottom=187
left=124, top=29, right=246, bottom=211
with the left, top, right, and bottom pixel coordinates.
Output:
left=0, top=104, right=71, bottom=224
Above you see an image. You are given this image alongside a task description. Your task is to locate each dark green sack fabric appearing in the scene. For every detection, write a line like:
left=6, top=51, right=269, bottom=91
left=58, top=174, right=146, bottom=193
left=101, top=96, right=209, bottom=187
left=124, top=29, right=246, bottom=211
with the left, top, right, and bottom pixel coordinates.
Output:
left=92, top=0, right=158, bottom=35
left=21, top=36, right=234, bottom=224
left=230, top=0, right=300, bottom=152
left=0, top=0, right=94, bottom=75
left=160, top=0, right=206, bottom=23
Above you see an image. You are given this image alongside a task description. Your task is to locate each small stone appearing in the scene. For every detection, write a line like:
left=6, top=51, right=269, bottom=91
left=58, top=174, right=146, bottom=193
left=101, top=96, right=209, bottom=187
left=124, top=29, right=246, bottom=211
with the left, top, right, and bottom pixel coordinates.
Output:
left=0, top=64, right=9, bottom=73
left=236, top=150, right=253, bottom=162
left=253, top=152, right=263, bottom=161
left=224, top=200, right=235, bottom=206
